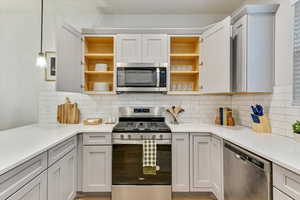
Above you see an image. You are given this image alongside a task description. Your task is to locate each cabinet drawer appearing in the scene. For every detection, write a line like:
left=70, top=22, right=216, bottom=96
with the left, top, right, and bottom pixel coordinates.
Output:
left=273, top=187, right=294, bottom=200
left=48, top=136, right=77, bottom=166
left=0, top=152, right=47, bottom=200
left=83, top=133, right=111, bottom=145
left=273, top=164, right=300, bottom=200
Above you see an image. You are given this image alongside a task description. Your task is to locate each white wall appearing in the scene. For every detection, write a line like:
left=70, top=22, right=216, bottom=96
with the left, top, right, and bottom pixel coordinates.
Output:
left=97, top=14, right=227, bottom=28
left=0, top=0, right=40, bottom=130
left=232, top=0, right=296, bottom=137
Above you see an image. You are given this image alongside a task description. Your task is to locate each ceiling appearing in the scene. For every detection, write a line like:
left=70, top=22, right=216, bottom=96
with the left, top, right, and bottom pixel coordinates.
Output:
left=96, top=0, right=246, bottom=15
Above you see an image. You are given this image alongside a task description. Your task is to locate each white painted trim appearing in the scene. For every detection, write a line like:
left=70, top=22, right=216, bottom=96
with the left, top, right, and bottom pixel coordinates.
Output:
left=291, top=0, right=299, bottom=6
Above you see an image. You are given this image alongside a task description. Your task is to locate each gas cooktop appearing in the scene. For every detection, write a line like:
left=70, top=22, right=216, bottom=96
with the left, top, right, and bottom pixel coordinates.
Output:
left=113, top=117, right=171, bottom=133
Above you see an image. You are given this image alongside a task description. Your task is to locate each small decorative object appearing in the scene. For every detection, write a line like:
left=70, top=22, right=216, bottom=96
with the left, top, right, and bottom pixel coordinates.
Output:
left=251, top=104, right=271, bottom=133
left=45, top=51, right=56, bottom=81
left=83, top=118, right=102, bottom=125
left=166, top=106, right=185, bottom=124
left=215, top=107, right=235, bottom=126
left=292, top=121, right=300, bottom=143
left=57, top=97, right=80, bottom=124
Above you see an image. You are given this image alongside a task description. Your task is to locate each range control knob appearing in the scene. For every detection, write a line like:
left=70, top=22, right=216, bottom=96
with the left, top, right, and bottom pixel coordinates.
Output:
left=159, top=135, right=163, bottom=140
left=140, top=135, right=144, bottom=139
left=152, top=135, right=156, bottom=139
left=120, top=134, right=124, bottom=140
left=128, top=135, right=132, bottom=140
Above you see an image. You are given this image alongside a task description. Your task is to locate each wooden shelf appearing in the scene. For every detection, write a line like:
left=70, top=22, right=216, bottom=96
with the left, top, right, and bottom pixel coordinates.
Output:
left=84, top=91, right=115, bottom=95
left=85, top=53, right=114, bottom=59
left=84, top=37, right=114, bottom=54
left=171, top=71, right=199, bottom=75
left=85, top=71, right=114, bottom=75
left=170, top=54, right=199, bottom=57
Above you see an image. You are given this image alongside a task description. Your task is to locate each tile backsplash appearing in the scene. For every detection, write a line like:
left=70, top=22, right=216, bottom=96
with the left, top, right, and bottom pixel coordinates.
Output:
left=39, top=83, right=299, bottom=138
left=39, top=82, right=231, bottom=125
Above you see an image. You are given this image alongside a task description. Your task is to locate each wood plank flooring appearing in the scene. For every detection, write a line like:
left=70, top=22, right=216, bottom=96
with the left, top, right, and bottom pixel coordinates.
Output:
left=77, top=195, right=213, bottom=200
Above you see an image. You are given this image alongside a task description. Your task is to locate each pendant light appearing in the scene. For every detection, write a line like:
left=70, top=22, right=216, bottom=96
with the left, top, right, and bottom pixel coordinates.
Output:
left=36, top=0, right=47, bottom=68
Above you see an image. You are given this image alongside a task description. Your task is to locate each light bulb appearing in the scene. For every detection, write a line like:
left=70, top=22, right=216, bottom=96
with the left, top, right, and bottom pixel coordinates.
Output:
left=36, top=52, right=47, bottom=68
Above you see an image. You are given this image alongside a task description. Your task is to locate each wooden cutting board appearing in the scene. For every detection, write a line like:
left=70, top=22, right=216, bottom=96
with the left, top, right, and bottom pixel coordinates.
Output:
left=57, top=97, right=80, bottom=124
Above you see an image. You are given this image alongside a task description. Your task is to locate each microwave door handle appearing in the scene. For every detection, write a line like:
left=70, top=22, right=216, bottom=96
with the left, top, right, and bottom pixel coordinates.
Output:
left=157, top=68, right=160, bottom=87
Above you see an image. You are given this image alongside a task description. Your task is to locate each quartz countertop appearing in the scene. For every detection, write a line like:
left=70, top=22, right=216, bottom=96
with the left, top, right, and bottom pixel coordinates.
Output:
left=1, top=123, right=300, bottom=177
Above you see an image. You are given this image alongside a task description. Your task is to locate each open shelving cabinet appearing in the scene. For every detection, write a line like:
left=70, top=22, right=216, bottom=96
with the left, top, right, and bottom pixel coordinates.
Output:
left=169, top=36, right=201, bottom=94
left=83, top=36, right=115, bottom=94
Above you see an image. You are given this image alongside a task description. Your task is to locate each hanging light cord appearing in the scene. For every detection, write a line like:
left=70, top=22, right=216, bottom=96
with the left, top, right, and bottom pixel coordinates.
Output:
left=40, top=0, right=44, bottom=52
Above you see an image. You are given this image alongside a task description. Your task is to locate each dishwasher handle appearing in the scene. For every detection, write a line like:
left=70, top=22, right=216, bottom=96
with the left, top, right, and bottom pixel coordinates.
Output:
left=225, top=142, right=271, bottom=172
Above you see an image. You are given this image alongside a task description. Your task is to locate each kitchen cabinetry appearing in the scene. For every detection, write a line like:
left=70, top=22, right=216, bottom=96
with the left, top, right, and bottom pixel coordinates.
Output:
left=172, top=133, right=190, bottom=192
left=82, top=145, right=112, bottom=192
left=117, top=34, right=168, bottom=63
left=56, top=24, right=83, bottom=93
left=169, top=36, right=201, bottom=94
left=200, top=17, right=231, bottom=94
left=274, top=188, right=294, bottom=200
left=6, top=171, right=47, bottom=200
left=48, top=148, right=77, bottom=200
left=83, top=36, right=116, bottom=94
left=210, top=136, right=223, bottom=200
left=273, top=164, right=300, bottom=200
left=231, top=4, right=279, bottom=93
left=190, top=133, right=211, bottom=192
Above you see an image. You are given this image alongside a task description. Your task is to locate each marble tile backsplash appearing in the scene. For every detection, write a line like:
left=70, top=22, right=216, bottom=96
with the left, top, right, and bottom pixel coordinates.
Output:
left=39, top=83, right=299, bottom=138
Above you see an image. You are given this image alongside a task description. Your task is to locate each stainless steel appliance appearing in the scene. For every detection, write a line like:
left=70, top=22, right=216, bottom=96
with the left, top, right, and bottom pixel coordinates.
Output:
left=112, top=107, right=172, bottom=200
left=224, top=141, right=272, bottom=200
left=116, top=63, right=168, bottom=93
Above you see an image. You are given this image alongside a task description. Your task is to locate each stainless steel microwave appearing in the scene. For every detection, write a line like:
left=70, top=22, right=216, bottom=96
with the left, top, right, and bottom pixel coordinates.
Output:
left=116, top=63, right=168, bottom=94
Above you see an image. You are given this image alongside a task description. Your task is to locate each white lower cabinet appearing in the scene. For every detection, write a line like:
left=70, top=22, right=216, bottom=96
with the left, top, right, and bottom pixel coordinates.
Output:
left=274, top=188, right=294, bottom=200
left=82, top=146, right=112, bottom=192
left=172, top=133, right=190, bottom=192
left=190, top=134, right=211, bottom=192
left=210, top=136, right=223, bottom=200
left=7, top=171, right=47, bottom=200
left=48, top=148, right=77, bottom=200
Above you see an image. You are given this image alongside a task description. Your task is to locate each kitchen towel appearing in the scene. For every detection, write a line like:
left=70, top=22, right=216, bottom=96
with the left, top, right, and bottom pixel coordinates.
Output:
left=143, top=140, right=157, bottom=175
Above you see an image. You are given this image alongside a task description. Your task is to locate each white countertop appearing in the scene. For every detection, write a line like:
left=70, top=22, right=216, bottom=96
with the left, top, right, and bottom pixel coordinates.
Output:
left=1, top=123, right=300, bottom=177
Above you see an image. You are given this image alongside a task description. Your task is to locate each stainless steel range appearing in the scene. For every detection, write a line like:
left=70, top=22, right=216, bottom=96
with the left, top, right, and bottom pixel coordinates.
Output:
left=112, top=107, right=172, bottom=200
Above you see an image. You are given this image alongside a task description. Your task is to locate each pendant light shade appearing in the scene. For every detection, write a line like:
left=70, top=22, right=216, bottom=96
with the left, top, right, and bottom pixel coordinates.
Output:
left=36, top=52, right=47, bottom=67
left=36, top=0, right=46, bottom=68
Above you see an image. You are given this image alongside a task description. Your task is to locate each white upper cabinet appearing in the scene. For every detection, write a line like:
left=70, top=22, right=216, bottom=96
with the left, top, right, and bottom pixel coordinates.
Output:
left=117, top=34, right=142, bottom=63
left=142, top=34, right=168, bottom=63
left=117, top=34, right=168, bottom=63
left=231, top=4, right=279, bottom=93
left=201, top=17, right=232, bottom=94
left=56, top=24, right=83, bottom=93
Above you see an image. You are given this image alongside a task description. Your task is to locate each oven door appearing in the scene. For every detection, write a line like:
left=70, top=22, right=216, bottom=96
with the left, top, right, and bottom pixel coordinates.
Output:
left=112, top=144, right=171, bottom=185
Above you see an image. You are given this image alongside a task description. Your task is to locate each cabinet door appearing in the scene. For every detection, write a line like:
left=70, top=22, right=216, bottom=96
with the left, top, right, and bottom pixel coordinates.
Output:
left=56, top=23, right=83, bottom=93
left=142, top=34, right=168, bottom=63
left=7, top=171, right=47, bottom=200
left=201, top=17, right=231, bottom=94
left=190, top=134, right=211, bottom=192
left=48, top=149, right=77, bottom=200
left=83, top=146, right=112, bottom=192
left=172, top=133, right=190, bottom=192
left=273, top=188, right=294, bottom=200
left=117, top=34, right=142, bottom=63
left=210, top=136, right=223, bottom=200
left=62, top=149, right=77, bottom=200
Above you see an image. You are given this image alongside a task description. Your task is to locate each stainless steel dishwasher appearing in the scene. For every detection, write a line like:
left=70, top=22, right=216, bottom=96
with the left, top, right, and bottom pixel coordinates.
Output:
left=224, top=141, right=272, bottom=200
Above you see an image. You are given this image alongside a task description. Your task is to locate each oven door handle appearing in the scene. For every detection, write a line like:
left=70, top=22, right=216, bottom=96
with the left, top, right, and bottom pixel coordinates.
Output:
left=112, top=139, right=171, bottom=145
left=157, top=68, right=160, bottom=87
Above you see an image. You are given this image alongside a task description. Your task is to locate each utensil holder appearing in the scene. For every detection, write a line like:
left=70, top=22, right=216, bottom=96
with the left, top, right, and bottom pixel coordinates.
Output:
left=252, top=115, right=271, bottom=134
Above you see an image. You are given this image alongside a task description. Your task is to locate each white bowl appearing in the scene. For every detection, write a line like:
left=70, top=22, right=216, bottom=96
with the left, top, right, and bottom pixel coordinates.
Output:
left=95, top=64, right=108, bottom=71
left=94, top=83, right=109, bottom=91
